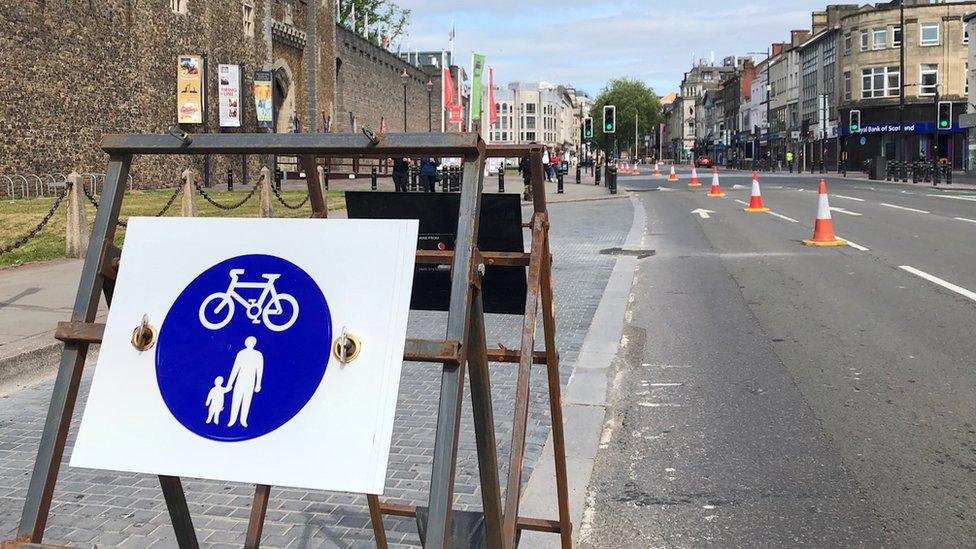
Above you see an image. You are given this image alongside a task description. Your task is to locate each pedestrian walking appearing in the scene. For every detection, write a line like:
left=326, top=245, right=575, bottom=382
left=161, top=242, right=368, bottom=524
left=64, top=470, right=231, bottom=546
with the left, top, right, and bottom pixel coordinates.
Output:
left=786, top=150, right=795, bottom=173
left=542, top=147, right=552, bottom=182
left=549, top=147, right=560, bottom=181
left=392, top=157, right=410, bottom=192
left=419, top=157, right=439, bottom=192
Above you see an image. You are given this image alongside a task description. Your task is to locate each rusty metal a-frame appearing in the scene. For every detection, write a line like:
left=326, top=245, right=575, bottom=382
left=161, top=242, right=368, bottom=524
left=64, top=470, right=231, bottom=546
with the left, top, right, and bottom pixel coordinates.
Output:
left=4, top=133, right=571, bottom=549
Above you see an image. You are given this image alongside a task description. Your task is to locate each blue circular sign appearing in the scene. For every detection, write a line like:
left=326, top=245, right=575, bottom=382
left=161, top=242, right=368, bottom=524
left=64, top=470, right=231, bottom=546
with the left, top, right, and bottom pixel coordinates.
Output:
left=156, top=254, right=331, bottom=442
left=859, top=136, right=867, bottom=146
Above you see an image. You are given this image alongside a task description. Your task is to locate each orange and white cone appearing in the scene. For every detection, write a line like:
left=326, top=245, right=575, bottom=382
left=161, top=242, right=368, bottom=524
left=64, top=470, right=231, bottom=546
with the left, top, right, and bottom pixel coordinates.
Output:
left=667, top=163, right=678, bottom=182
left=653, top=162, right=662, bottom=177
left=707, top=167, right=725, bottom=197
left=743, top=171, right=770, bottom=212
left=803, top=179, right=846, bottom=247
left=688, top=166, right=701, bottom=187
left=633, top=162, right=640, bottom=175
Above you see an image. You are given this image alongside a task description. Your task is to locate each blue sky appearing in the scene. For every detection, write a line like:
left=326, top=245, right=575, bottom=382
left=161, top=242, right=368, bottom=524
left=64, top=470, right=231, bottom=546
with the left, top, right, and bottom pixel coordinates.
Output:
left=394, top=0, right=830, bottom=97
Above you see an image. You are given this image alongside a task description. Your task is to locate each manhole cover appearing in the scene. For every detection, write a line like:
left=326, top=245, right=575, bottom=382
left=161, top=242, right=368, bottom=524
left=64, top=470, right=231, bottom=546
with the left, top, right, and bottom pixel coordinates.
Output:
left=599, top=248, right=655, bottom=259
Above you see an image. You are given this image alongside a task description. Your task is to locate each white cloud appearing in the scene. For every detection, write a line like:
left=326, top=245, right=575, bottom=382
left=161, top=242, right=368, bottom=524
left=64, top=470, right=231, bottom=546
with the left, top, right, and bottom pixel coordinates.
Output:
left=392, top=0, right=828, bottom=95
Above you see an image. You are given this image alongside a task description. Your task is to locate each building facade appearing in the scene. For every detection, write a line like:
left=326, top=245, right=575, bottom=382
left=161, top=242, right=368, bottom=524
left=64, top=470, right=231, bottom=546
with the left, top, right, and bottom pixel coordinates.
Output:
left=838, top=0, right=974, bottom=169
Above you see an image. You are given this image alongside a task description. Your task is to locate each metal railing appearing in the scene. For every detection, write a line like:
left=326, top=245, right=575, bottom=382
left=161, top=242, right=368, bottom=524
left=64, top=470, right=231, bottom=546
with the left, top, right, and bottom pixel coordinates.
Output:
left=1, top=172, right=132, bottom=199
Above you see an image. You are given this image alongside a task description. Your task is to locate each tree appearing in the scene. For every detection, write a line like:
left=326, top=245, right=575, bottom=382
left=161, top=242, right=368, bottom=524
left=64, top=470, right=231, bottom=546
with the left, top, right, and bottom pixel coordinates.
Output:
left=589, top=79, right=662, bottom=159
left=338, top=0, right=410, bottom=45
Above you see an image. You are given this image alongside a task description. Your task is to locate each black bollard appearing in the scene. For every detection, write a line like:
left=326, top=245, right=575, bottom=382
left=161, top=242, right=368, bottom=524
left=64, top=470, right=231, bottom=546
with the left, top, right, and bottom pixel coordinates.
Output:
left=441, top=168, right=449, bottom=192
left=498, top=168, right=505, bottom=193
left=609, top=166, right=617, bottom=194
left=576, top=165, right=581, bottom=184
left=371, top=167, right=377, bottom=191
left=557, top=172, right=564, bottom=194
left=323, top=165, right=329, bottom=190
left=410, top=167, right=419, bottom=192
left=227, top=168, right=233, bottom=191
left=595, top=165, right=601, bottom=185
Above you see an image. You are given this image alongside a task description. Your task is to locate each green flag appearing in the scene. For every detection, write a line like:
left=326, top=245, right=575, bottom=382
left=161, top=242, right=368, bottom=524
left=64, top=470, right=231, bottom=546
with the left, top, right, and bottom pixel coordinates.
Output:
left=470, top=53, right=485, bottom=122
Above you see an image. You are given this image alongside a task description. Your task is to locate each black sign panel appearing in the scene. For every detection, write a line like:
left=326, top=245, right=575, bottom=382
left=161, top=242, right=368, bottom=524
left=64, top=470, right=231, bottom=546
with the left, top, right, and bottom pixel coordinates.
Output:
left=345, top=192, right=527, bottom=314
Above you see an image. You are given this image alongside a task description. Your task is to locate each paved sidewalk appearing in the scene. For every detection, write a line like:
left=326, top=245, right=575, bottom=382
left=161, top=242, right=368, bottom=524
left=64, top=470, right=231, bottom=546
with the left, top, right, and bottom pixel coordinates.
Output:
left=0, top=197, right=635, bottom=547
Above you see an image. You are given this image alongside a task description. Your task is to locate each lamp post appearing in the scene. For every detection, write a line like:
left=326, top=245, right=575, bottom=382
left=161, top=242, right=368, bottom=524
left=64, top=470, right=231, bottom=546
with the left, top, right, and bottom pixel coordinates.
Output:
left=400, top=69, right=409, bottom=132
left=426, top=79, right=434, bottom=132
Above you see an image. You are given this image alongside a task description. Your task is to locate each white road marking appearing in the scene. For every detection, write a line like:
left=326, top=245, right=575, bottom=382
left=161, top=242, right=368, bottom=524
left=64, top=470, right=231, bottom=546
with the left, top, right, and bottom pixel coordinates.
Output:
left=838, top=236, right=869, bottom=251
left=833, top=194, right=865, bottom=202
left=927, top=194, right=976, bottom=202
left=691, top=208, right=715, bottom=219
left=734, top=199, right=749, bottom=206
left=830, top=207, right=862, bottom=216
left=767, top=211, right=799, bottom=223
left=638, top=402, right=681, bottom=408
left=954, top=217, right=976, bottom=224
left=899, top=265, right=976, bottom=302
left=648, top=382, right=683, bottom=387
left=881, top=202, right=929, bottom=214
left=732, top=184, right=748, bottom=190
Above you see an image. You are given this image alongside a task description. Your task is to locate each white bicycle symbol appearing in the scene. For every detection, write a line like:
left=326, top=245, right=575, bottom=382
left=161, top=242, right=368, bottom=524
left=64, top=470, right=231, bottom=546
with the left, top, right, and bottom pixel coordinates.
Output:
left=198, top=269, right=300, bottom=332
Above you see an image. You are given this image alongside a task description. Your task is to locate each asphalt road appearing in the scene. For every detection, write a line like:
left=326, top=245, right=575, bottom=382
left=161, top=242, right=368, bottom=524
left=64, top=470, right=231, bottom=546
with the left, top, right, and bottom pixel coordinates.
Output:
left=581, top=167, right=976, bottom=547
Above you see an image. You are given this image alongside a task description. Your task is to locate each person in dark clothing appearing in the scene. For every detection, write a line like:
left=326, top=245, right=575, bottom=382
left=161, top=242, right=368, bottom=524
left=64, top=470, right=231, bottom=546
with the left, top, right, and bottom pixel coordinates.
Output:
left=419, top=157, right=439, bottom=192
left=519, top=155, right=533, bottom=201
left=391, top=157, right=410, bottom=192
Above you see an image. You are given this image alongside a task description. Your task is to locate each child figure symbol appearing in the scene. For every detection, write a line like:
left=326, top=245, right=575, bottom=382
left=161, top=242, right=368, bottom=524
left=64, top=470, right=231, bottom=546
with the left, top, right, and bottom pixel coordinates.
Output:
left=204, top=337, right=264, bottom=427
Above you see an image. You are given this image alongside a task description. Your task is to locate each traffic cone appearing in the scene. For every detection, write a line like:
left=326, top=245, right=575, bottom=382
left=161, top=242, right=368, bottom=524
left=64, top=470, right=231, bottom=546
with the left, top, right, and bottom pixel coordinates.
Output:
left=743, top=171, right=770, bottom=212
left=632, top=162, right=640, bottom=175
left=667, top=164, right=678, bottom=182
left=688, top=166, right=701, bottom=187
left=803, top=179, right=846, bottom=247
left=707, top=167, right=725, bottom=197
left=653, top=163, right=662, bottom=177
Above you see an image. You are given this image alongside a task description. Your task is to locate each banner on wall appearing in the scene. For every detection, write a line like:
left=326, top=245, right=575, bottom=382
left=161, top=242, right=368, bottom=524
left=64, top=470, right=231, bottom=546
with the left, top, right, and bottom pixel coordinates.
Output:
left=177, top=55, right=204, bottom=124
left=218, top=64, right=242, bottom=128
left=253, top=70, right=274, bottom=131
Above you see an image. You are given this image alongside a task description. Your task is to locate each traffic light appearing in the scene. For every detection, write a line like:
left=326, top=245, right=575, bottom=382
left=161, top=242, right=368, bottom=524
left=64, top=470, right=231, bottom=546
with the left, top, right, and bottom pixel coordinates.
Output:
left=603, top=105, right=616, bottom=133
left=583, top=117, right=593, bottom=139
left=849, top=109, right=861, bottom=133
left=938, top=101, right=952, bottom=130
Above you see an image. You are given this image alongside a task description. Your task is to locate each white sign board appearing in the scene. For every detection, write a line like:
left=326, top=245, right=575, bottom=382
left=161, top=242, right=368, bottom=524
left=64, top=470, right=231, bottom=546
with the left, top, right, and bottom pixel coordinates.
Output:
left=70, top=217, right=418, bottom=494
left=218, top=64, right=242, bottom=128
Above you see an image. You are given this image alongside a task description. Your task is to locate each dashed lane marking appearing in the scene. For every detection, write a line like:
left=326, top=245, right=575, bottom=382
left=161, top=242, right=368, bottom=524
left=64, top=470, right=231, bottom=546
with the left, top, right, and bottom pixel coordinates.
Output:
left=648, top=382, right=683, bottom=387
left=927, top=194, right=976, bottom=202
left=638, top=402, right=681, bottom=408
left=767, top=211, right=799, bottom=223
left=881, top=202, right=929, bottom=214
left=838, top=236, right=869, bottom=251
left=733, top=199, right=749, bottom=206
left=830, top=207, right=862, bottom=216
left=954, top=217, right=976, bottom=224
left=833, top=194, right=865, bottom=202
left=899, top=265, right=976, bottom=303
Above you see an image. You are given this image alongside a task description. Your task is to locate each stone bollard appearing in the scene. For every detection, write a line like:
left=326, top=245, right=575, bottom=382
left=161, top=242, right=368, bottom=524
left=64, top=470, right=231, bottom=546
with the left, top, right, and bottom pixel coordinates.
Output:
left=65, top=171, right=89, bottom=258
left=180, top=168, right=197, bottom=217
left=259, top=166, right=274, bottom=218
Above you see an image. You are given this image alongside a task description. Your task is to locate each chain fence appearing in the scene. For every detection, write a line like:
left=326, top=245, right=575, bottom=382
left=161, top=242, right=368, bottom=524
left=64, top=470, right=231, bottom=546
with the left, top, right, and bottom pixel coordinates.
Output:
left=193, top=178, right=261, bottom=210
left=271, top=183, right=311, bottom=210
left=0, top=182, right=72, bottom=255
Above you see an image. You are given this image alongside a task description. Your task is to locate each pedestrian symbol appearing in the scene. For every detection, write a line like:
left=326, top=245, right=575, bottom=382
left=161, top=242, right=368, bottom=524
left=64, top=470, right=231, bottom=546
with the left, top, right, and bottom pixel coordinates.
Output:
left=156, top=253, right=331, bottom=442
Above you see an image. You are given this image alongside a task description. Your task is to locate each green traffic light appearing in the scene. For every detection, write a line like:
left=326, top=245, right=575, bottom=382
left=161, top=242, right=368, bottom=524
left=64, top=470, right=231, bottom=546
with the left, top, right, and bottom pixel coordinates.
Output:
left=851, top=124, right=859, bottom=131
left=940, top=120, right=949, bottom=128
left=605, top=124, right=613, bottom=131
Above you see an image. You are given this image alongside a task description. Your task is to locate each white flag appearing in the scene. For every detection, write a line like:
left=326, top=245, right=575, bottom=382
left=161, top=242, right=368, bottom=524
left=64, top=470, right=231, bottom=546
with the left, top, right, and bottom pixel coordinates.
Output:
left=363, top=11, right=369, bottom=38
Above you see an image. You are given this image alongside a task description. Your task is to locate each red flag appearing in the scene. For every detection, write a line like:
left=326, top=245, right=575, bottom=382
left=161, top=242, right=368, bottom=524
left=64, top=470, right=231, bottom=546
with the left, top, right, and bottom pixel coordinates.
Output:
left=443, top=67, right=455, bottom=108
left=487, top=67, right=497, bottom=127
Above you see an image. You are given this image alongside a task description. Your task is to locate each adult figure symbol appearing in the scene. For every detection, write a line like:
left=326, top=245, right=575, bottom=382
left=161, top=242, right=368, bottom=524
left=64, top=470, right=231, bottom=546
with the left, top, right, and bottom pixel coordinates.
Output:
left=227, top=336, right=264, bottom=428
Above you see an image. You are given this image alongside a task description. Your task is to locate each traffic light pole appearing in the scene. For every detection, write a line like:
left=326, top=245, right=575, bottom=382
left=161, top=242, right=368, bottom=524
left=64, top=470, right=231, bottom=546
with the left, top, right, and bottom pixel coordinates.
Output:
left=933, top=88, right=940, bottom=185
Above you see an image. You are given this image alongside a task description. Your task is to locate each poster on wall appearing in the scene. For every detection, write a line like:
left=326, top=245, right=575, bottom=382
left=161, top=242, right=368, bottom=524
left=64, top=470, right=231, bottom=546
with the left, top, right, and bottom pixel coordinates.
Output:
left=177, top=55, right=204, bottom=124
left=254, top=70, right=274, bottom=131
left=218, top=64, right=242, bottom=128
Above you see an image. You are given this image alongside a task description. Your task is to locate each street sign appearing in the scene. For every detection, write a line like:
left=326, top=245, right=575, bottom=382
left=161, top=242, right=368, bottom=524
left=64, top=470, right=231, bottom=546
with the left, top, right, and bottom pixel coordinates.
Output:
left=70, top=217, right=418, bottom=494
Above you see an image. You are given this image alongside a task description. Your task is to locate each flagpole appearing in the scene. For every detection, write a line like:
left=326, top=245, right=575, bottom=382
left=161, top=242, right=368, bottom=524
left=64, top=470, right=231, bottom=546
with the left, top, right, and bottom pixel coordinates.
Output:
left=467, top=52, right=473, bottom=133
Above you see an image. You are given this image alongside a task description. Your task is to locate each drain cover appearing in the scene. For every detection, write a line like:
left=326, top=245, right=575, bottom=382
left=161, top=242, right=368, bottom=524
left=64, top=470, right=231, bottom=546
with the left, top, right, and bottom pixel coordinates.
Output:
left=599, top=248, right=655, bottom=258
